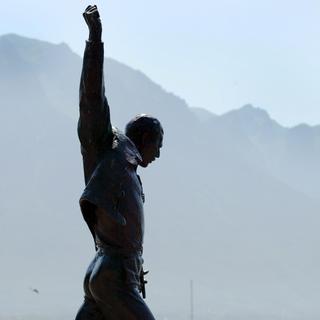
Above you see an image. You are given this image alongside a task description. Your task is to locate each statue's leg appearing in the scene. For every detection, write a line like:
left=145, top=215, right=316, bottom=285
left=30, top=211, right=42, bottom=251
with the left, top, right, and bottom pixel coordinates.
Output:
left=93, top=285, right=156, bottom=320
left=88, top=253, right=156, bottom=320
left=75, top=297, right=104, bottom=320
left=75, top=253, right=105, bottom=320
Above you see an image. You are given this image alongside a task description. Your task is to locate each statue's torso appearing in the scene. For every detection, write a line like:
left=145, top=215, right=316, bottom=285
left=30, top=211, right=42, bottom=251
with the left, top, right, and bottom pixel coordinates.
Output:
left=80, top=129, right=145, bottom=252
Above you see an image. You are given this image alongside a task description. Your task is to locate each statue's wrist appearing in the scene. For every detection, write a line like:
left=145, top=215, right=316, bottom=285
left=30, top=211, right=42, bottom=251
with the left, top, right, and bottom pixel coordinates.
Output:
left=88, top=31, right=102, bottom=42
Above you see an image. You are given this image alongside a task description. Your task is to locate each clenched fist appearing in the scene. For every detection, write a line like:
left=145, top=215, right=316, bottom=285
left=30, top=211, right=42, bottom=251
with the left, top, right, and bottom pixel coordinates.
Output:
left=83, top=5, right=102, bottom=42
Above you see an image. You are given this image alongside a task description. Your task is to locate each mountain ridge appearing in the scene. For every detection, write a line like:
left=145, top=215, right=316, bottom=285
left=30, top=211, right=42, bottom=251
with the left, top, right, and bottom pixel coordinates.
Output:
left=1, top=33, right=318, bottom=129
left=0, top=34, right=320, bottom=318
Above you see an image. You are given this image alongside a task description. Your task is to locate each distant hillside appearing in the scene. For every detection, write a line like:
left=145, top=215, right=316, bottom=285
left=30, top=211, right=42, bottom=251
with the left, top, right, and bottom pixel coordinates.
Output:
left=191, top=106, right=217, bottom=122
left=214, top=104, right=320, bottom=199
left=0, top=34, right=320, bottom=319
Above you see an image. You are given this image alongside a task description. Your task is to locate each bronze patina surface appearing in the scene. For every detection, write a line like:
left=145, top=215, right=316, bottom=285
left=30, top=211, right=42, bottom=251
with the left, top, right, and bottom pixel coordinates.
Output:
left=75, top=5, right=163, bottom=320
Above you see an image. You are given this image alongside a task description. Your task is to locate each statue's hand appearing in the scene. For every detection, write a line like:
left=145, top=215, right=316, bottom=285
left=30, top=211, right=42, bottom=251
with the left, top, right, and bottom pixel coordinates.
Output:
left=83, top=5, right=102, bottom=41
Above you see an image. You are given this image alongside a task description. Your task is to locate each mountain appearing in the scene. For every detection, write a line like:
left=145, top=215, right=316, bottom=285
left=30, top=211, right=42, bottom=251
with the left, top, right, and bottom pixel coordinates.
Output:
left=0, top=34, right=320, bottom=320
left=191, top=106, right=217, bottom=123
left=215, top=104, right=320, bottom=200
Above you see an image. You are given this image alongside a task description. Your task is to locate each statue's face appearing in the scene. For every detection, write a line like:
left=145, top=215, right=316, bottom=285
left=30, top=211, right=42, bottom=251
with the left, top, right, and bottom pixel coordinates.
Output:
left=139, top=131, right=163, bottom=167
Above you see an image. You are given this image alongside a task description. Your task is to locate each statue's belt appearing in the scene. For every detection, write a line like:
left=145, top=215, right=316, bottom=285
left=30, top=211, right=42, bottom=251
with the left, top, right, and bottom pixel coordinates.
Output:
left=96, top=243, right=143, bottom=258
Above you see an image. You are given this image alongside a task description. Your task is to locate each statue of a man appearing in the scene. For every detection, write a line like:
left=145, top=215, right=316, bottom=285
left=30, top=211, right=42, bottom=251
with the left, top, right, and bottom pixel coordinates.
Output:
left=75, top=5, right=163, bottom=320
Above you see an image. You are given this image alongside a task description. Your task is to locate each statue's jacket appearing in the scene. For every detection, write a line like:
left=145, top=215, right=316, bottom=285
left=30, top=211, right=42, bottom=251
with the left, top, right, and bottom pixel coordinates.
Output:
left=78, top=41, right=144, bottom=287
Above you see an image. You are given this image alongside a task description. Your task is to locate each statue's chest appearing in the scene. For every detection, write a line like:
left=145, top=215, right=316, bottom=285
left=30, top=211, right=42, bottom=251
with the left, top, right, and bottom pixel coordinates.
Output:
left=117, top=168, right=145, bottom=225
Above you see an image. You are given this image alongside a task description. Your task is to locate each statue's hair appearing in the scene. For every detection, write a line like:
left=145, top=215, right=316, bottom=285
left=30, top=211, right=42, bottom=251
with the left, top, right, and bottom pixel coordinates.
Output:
left=125, top=114, right=163, bottom=146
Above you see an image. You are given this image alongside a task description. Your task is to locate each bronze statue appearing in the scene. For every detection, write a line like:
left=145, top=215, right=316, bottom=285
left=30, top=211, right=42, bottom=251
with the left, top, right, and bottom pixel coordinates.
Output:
left=74, top=5, right=163, bottom=320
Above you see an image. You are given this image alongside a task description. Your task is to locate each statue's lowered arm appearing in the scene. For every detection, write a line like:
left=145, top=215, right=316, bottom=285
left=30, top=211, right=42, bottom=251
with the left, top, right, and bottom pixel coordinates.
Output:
left=78, top=5, right=112, bottom=154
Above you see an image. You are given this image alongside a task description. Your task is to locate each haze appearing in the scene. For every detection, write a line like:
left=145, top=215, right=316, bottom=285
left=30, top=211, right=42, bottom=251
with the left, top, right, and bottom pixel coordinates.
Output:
left=1, top=33, right=320, bottom=319
left=1, top=0, right=320, bottom=126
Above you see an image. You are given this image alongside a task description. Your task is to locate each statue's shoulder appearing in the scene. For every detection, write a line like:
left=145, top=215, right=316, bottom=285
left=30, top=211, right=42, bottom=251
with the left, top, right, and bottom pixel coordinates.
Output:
left=109, top=127, right=142, bottom=166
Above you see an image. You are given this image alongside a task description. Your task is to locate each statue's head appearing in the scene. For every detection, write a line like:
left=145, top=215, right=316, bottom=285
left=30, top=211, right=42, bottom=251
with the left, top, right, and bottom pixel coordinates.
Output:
left=125, top=114, right=164, bottom=167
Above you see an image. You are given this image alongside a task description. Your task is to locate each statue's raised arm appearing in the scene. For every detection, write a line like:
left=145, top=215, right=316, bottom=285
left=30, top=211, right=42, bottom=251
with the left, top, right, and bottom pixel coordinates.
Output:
left=75, top=5, right=164, bottom=320
left=78, top=5, right=112, bottom=179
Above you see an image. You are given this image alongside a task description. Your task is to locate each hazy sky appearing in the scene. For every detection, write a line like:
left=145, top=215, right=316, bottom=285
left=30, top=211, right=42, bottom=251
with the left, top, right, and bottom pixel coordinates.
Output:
left=2, top=0, right=320, bottom=126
